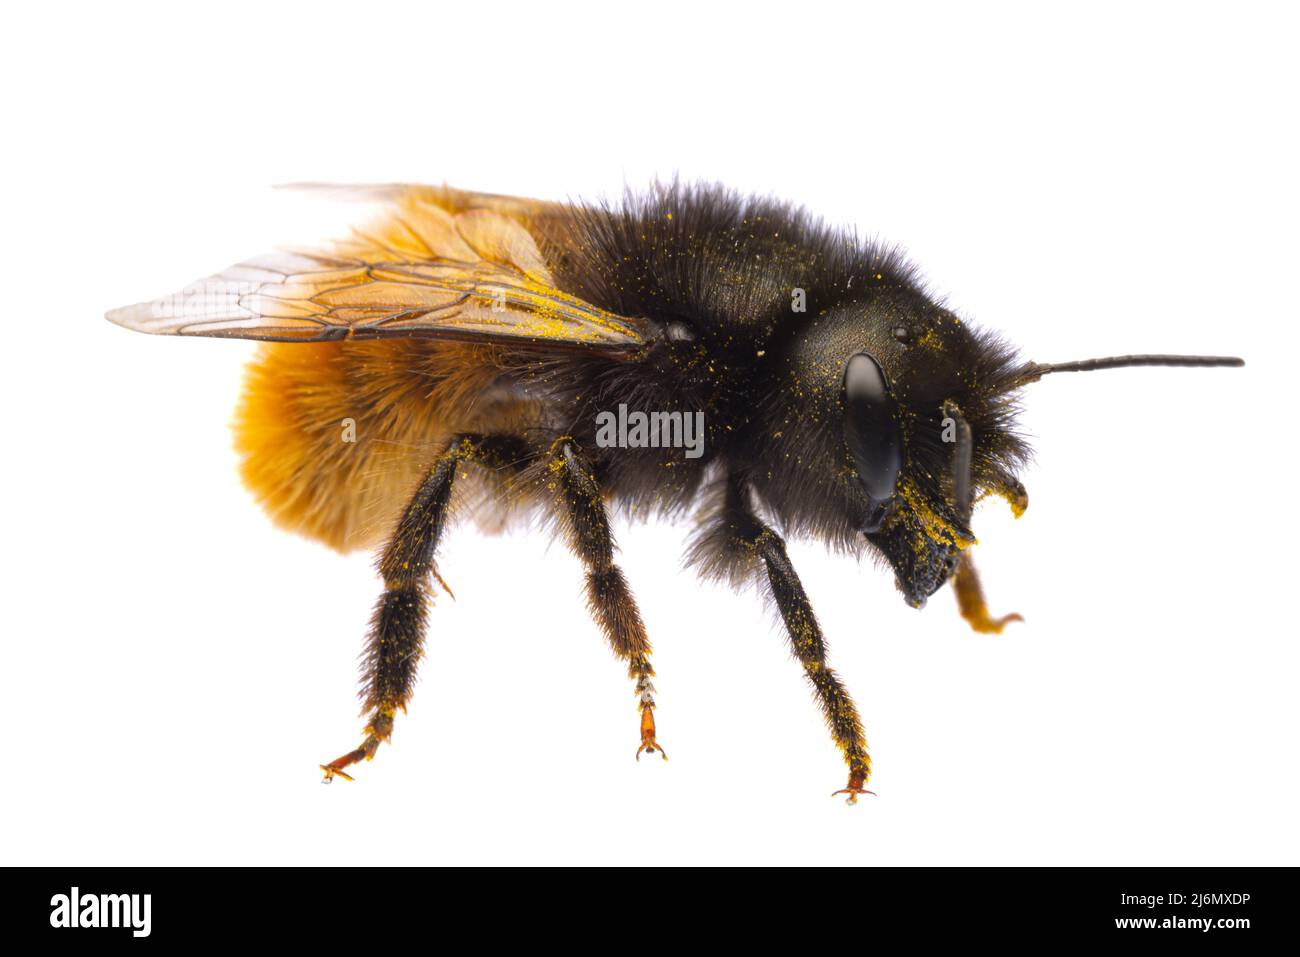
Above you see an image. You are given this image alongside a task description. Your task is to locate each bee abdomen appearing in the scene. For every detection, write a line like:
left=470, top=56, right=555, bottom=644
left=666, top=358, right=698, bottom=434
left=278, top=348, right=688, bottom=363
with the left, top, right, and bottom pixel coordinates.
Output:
left=234, top=339, right=508, bottom=551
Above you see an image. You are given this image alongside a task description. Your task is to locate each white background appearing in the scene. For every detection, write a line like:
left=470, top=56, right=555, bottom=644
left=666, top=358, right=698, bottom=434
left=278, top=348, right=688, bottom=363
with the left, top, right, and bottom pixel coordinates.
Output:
left=2, top=2, right=1295, bottom=866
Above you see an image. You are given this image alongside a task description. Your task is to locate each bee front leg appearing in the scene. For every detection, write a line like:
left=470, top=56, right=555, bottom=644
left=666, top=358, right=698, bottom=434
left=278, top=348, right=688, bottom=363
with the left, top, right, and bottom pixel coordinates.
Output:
left=757, top=530, right=873, bottom=803
left=321, top=434, right=526, bottom=783
left=544, top=438, right=666, bottom=763
left=694, top=480, right=872, bottom=803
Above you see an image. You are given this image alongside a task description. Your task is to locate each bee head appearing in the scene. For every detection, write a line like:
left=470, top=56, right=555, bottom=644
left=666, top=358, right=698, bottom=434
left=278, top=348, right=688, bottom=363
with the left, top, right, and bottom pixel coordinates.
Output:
left=759, top=287, right=1030, bottom=608
left=758, top=282, right=1241, bottom=609
left=841, top=293, right=1033, bottom=606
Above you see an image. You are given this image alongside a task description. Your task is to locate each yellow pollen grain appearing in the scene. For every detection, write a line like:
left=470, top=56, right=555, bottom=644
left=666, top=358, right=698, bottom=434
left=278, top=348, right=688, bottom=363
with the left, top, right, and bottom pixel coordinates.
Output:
left=896, top=478, right=976, bottom=550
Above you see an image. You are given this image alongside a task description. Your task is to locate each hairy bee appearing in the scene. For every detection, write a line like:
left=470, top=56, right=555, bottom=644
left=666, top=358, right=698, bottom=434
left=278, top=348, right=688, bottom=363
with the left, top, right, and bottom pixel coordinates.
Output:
left=107, top=181, right=1242, bottom=802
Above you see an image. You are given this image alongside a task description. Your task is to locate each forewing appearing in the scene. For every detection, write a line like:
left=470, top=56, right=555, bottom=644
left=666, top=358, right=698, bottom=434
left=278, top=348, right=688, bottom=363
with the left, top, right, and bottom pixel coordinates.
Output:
left=106, top=188, right=645, bottom=353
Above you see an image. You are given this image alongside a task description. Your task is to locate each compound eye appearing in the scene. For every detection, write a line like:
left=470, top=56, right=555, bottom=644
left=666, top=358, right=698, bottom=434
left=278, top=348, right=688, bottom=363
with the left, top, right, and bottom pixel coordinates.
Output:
left=843, top=353, right=903, bottom=513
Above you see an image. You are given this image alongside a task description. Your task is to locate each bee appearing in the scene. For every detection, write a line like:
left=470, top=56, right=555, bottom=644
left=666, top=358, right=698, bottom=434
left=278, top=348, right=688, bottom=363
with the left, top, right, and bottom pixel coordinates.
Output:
left=107, top=181, right=1242, bottom=802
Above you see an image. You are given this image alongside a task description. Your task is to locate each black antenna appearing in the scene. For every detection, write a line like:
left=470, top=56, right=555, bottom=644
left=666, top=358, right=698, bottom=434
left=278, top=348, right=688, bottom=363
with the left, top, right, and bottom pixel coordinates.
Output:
left=1035, top=354, right=1242, bottom=374
left=1014, top=353, right=1243, bottom=387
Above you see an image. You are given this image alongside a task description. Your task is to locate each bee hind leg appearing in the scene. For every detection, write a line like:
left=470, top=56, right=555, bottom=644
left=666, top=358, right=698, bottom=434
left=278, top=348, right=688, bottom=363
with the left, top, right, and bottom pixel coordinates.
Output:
left=321, top=433, right=528, bottom=782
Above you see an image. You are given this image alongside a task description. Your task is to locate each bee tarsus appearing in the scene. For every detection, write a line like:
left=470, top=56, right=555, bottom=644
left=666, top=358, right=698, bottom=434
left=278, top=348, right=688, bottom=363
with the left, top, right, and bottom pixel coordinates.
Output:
left=636, top=702, right=668, bottom=762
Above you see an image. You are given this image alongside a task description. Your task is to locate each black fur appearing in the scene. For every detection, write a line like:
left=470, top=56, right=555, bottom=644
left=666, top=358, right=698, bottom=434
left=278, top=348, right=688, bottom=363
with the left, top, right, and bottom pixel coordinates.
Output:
left=328, top=183, right=1040, bottom=788
left=527, top=181, right=1030, bottom=605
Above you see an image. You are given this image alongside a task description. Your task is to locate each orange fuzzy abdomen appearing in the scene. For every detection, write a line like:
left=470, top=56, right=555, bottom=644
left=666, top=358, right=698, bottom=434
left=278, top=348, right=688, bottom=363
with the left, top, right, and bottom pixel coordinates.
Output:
left=234, top=338, right=509, bottom=552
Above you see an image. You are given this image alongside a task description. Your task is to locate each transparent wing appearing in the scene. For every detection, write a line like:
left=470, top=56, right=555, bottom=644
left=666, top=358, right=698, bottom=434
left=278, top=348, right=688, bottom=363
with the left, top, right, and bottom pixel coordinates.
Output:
left=106, top=187, right=645, bottom=353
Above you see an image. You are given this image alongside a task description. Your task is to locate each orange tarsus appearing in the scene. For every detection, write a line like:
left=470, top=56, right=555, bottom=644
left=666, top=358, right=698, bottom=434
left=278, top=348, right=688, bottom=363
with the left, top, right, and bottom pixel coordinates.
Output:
left=320, top=748, right=366, bottom=783
left=635, top=705, right=668, bottom=761
left=832, top=768, right=876, bottom=805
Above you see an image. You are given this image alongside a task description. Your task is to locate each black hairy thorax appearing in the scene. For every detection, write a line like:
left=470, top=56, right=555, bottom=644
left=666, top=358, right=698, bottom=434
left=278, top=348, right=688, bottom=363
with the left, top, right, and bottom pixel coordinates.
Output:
left=521, top=182, right=1030, bottom=550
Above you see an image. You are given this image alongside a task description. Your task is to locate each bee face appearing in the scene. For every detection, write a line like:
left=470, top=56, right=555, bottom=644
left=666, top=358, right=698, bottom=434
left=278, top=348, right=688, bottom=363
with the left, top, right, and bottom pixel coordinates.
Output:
left=774, top=295, right=1028, bottom=607
left=861, top=307, right=992, bottom=605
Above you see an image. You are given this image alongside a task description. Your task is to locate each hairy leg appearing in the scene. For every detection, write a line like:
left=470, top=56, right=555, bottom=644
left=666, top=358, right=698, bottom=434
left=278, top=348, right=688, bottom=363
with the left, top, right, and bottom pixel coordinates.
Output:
left=321, top=434, right=526, bottom=781
left=543, top=438, right=665, bottom=759
left=692, top=480, right=871, bottom=802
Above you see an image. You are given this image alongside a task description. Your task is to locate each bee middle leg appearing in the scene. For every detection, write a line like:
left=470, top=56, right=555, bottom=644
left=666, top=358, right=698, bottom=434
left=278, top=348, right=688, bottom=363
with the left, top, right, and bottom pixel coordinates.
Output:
left=543, top=438, right=665, bottom=761
left=320, top=433, right=528, bottom=782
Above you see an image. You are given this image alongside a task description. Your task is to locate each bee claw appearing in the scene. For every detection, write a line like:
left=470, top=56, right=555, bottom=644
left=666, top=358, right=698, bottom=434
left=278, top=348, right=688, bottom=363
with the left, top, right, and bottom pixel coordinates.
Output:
left=831, top=787, right=876, bottom=805
left=320, top=764, right=355, bottom=783
left=319, top=745, right=370, bottom=783
left=635, top=741, right=669, bottom=762
left=832, top=767, right=874, bottom=804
